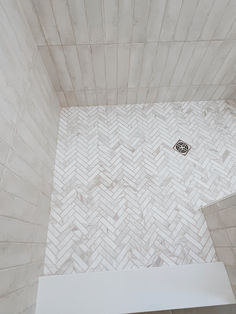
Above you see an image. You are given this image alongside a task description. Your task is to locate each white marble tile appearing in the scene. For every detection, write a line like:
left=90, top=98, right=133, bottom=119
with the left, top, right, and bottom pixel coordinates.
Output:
left=45, top=100, right=236, bottom=275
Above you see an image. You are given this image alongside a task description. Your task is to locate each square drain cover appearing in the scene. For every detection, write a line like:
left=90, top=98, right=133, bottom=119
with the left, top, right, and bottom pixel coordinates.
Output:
left=173, top=139, right=191, bottom=156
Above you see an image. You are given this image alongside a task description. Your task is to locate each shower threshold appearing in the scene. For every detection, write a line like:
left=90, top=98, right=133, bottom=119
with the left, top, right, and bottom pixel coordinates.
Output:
left=36, top=262, right=235, bottom=314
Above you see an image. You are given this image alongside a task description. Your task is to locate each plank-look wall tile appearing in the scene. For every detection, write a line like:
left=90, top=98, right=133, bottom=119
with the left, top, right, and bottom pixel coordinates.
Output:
left=118, top=0, right=134, bottom=43
left=96, top=89, right=107, bottom=106
left=170, top=42, right=196, bottom=86
left=159, top=0, right=182, bottom=41
left=187, top=0, right=214, bottom=41
left=23, top=0, right=236, bottom=106
left=103, top=0, right=118, bottom=43
left=51, top=0, right=75, bottom=45
left=86, top=90, right=97, bottom=105
left=85, top=0, right=104, bottom=43
left=64, top=91, right=78, bottom=107
left=132, top=0, right=150, bottom=43
left=146, top=0, right=166, bottom=42
left=67, top=0, right=90, bottom=44
left=201, top=41, right=234, bottom=85
left=91, top=45, right=107, bottom=89
left=200, top=0, right=230, bottom=40
left=32, top=0, right=60, bottom=44
left=77, top=45, right=95, bottom=90
left=150, top=43, right=169, bottom=87
left=49, top=45, right=73, bottom=91
left=174, top=0, right=199, bottom=41
left=0, top=1, right=60, bottom=312
left=105, top=44, right=117, bottom=89
left=63, top=45, right=84, bottom=90
left=76, top=91, right=87, bottom=106
left=107, top=89, right=117, bottom=105
left=21, top=0, right=46, bottom=45
left=139, top=43, right=157, bottom=88
left=212, top=0, right=236, bottom=40
left=117, top=44, right=130, bottom=89
left=128, top=43, right=144, bottom=88
left=39, top=46, right=61, bottom=91
left=217, top=46, right=236, bottom=85
left=181, top=42, right=208, bottom=85
left=160, top=42, right=183, bottom=87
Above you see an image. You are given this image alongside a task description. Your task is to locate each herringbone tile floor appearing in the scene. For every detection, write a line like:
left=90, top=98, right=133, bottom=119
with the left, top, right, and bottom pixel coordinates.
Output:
left=44, top=100, right=236, bottom=275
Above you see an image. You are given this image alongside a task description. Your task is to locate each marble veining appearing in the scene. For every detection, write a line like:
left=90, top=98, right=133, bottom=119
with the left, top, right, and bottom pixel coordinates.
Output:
left=44, top=100, right=236, bottom=275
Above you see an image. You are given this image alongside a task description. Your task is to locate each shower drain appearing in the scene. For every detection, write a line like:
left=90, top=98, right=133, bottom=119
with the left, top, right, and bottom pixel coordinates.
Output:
left=173, top=139, right=191, bottom=156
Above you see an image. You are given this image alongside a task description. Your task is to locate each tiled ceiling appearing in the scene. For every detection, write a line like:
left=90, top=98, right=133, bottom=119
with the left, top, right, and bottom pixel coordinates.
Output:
left=22, top=0, right=236, bottom=106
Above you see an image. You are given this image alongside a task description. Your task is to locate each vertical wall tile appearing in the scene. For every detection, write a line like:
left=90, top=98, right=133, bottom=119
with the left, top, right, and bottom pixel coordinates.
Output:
left=139, top=43, right=157, bottom=88
left=85, top=0, right=104, bottom=43
left=67, top=0, right=90, bottom=44
left=118, top=0, right=134, bottom=43
left=192, top=41, right=221, bottom=85
left=127, top=88, right=137, bottom=104
left=146, top=87, right=158, bottom=103
left=117, top=44, right=130, bottom=88
left=103, top=0, right=118, bottom=43
left=212, top=0, right=236, bottom=40
left=132, top=0, right=150, bottom=42
left=146, top=0, right=166, bottom=42
left=201, top=41, right=234, bottom=85
left=51, top=0, right=75, bottom=45
left=38, top=46, right=61, bottom=91
left=171, top=42, right=196, bottom=86
left=77, top=45, right=95, bottom=89
left=86, top=90, right=97, bottom=105
left=181, top=41, right=208, bottom=85
left=150, top=42, right=169, bottom=87
left=128, top=43, right=144, bottom=88
left=32, top=0, right=60, bottom=44
left=91, top=45, right=106, bottom=89
left=76, top=90, right=87, bottom=106
left=107, top=89, right=117, bottom=105
left=0, top=3, right=60, bottom=311
left=56, top=91, right=68, bottom=107
left=216, top=46, right=236, bottom=85
left=63, top=45, right=84, bottom=90
left=117, top=88, right=127, bottom=104
left=49, top=46, right=73, bottom=91
left=26, top=0, right=236, bottom=106
left=96, top=89, right=107, bottom=106
left=200, top=0, right=229, bottom=40
left=160, top=42, right=183, bottom=86
left=64, top=91, right=78, bottom=106
left=21, top=0, right=46, bottom=45
left=159, top=0, right=182, bottom=41
left=187, top=0, right=214, bottom=40
left=105, top=44, right=117, bottom=89
left=137, top=87, right=148, bottom=103
left=175, top=0, right=199, bottom=41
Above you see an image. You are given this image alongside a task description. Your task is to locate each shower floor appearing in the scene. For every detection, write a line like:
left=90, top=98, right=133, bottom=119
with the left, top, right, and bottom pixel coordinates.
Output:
left=44, top=100, right=236, bottom=275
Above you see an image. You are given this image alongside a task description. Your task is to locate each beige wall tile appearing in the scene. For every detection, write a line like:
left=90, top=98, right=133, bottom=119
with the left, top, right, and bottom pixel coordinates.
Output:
left=227, top=228, right=236, bottom=247
left=215, top=247, right=236, bottom=266
left=211, top=229, right=231, bottom=247
left=0, top=1, right=59, bottom=313
left=203, top=193, right=236, bottom=297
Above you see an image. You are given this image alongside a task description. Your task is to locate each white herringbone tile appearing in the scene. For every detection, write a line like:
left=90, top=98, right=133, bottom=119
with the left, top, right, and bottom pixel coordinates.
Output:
left=44, top=100, right=236, bottom=275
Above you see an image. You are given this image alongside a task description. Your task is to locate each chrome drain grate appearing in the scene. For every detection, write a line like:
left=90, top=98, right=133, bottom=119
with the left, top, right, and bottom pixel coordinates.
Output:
left=173, top=139, right=191, bottom=156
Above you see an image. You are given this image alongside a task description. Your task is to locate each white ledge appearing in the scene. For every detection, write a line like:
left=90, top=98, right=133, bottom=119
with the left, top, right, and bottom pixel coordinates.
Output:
left=36, top=262, right=235, bottom=314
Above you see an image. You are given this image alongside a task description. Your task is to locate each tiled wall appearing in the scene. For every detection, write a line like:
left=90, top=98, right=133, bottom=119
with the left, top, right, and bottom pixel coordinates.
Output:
left=0, top=1, right=60, bottom=313
left=22, top=0, right=236, bottom=106
left=202, top=193, right=236, bottom=297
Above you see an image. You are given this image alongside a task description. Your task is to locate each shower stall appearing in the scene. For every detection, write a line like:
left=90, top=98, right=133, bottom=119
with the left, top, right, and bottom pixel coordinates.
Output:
left=0, top=1, right=236, bottom=313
